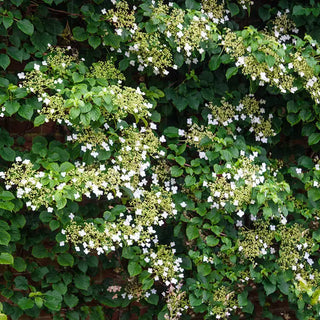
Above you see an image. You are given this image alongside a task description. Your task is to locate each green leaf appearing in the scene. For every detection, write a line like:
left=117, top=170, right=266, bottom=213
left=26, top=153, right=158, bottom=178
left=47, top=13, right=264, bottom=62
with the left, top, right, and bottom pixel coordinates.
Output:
left=72, top=72, right=84, bottom=83
left=32, top=244, right=49, bottom=258
left=44, top=291, right=62, bottom=311
left=64, top=294, right=79, bottom=308
left=308, top=132, right=320, bottom=145
left=0, top=77, right=9, bottom=87
left=175, top=156, right=186, bottom=166
left=263, top=281, right=276, bottom=295
left=88, top=36, right=101, bottom=49
left=0, top=201, right=14, bottom=211
left=122, top=247, right=136, bottom=259
left=243, top=300, right=254, bottom=314
left=228, top=3, right=240, bottom=16
left=18, top=297, right=34, bottom=310
left=209, top=55, right=221, bottom=71
left=34, top=297, right=43, bottom=308
left=0, top=228, right=10, bottom=245
left=238, top=290, right=248, bottom=307
left=119, top=58, right=129, bottom=71
left=0, top=314, right=7, bottom=320
left=128, top=261, right=142, bottom=277
left=287, top=100, right=299, bottom=113
left=221, top=149, right=232, bottom=161
left=150, top=111, right=161, bottom=122
left=185, top=175, right=196, bottom=187
left=49, top=219, right=60, bottom=231
left=3, top=15, right=14, bottom=29
left=253, top=51, right=265, bottom=63
left=189, top=294, right=202, bottom=307
left=11, top=0, right=23, bottom=5
left=73, top=27, right=88, bottom=41
left=278, top=279, right=289, bottom=295
left=206, top=235, right=219, bottom=247
left=311, top=288, right=320, bottom=305
left=308, top=188, right=320, bottom=202
left=31, top=32, right=53, bottom=52
left=258, top=6, right=271, bottom=21
left=70, top=107, right=80, bottom=119
left=164, top=126, right=179, bottom=138
left=171, top=166, right=183, bottom=177
left=74, top=274, right=90, bottom=290
left=54, top=192, right=67, bottom=210
left=293, top=5, right=305, bottom=16
left=52, top=282, right=67, bottom=295
left=174, top=97, right=188, bottom=111
left=141, top=278, right=153, bottom=291
left=197, top=263, right=211, bottom=276
left=0, top=191, right=15, bottom=201
left=14, top=276, right=28, bottom=290
left=174, top=53, right=184, bottom=68
left=226, top=67, right=238, bottom=80
left=265, top=55, right=275, bottom=68
left=57, top=253, right=74, bottom=267
left=60, top=162, right=75, bottom=172
left=0, top=54, right=10, bottom=70
left=18, top=104, right=34, bottom=120
left=145, top=21, right=157, bottom=33
left=34, top=115, right=46, bottom=127
left=12, top=214, right=26, bottom=229
left=7, top=47, right=27, bottom=63
left=0, top=253, right=13, bottom=264
left=17, top=19, right=34, bottom=36
left=298, top=156, right=314, bottom=169
left=185, top=0, right=201, bottom=10
left=313, top=229, right=320, bottom=242
left=186, top=224, right=199, bottom=240
left=1, top=147, right=15, bottom=162
left=145, top=294, right=159, bottom=305
left=13, top=257, right=27, bottom=272
left=287, top=113, right=300, bottom=126
left=257, top=192, right=266, bottom=205
left=4, top=100, right=20, bottom=115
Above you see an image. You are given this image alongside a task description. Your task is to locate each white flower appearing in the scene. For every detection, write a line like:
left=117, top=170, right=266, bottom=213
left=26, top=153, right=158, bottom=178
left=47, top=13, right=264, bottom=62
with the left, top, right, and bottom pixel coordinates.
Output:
left=79, top=230, right=86, bottom=237
left=261, top=248, right=267, bottom=255
left=177, top=31, right=183, bottom=38
left=115, top=29, right=123, bottom=36
left=17, top=72, right=25, bottom=79
left=180, top=201, right=187, bottom=208
left=237, top=210, right=244, bottom=217
left=43, top=97, right=50, bottom=105
left=34, top=63, right=40, bottom=71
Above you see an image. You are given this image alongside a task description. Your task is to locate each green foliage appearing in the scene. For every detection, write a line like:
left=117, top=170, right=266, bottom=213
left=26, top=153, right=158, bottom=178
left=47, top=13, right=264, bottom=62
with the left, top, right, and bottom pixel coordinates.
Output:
left=1, top=0, right=320, bottom=319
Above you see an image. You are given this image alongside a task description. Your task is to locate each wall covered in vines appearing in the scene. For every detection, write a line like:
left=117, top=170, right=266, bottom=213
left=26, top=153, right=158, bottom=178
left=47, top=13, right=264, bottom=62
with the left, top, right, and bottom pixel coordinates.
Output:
left=1, top=0, right=320, bottom=319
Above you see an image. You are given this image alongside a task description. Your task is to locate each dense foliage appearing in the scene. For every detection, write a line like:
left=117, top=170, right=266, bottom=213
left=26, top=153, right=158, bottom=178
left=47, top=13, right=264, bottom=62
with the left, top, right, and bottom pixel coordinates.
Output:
left=2, top=0, right=320, bottom=319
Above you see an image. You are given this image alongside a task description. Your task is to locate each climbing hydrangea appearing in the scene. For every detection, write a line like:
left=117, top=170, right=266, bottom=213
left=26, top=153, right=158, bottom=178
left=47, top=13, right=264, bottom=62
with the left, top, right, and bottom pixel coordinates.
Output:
left=3, top=1, right=320, bottom=320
